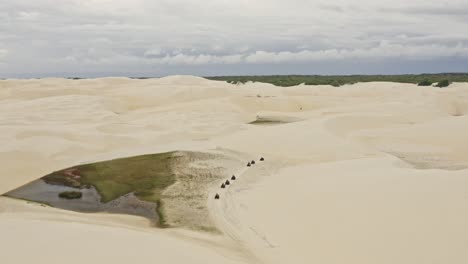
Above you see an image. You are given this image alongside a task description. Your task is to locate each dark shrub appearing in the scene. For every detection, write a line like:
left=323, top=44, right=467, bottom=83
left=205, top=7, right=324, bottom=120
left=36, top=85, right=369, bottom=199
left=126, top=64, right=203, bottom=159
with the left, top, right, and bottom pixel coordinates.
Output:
left=330, top=80, right=343, bottom=87
left=418, top=80, right=432, bottom=86
left=436, top=80, right=451, bottom=88
left=58, top=191, right=82, bottom=199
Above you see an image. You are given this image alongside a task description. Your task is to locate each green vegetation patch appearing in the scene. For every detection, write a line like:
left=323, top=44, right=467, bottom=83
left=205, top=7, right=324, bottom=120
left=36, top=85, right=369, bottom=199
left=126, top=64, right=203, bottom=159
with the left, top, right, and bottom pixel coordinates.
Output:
left=43, top=152, right=179, bottom=224
left=58, top=191, right=82, bottom=199
left=436, top=79, right=451, bottom=88
left=207, top=73, right=468, bottom=87
left=417, top=80, right=433, bottom=86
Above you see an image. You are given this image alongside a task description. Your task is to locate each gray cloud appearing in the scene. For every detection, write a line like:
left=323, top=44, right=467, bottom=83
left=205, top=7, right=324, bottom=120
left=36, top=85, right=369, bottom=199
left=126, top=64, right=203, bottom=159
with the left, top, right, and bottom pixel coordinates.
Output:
left=381, top=4, right=468, bottom=16
left=0, top=48, right=8, bottom=64
left=0, top=0, right=467, bottom=77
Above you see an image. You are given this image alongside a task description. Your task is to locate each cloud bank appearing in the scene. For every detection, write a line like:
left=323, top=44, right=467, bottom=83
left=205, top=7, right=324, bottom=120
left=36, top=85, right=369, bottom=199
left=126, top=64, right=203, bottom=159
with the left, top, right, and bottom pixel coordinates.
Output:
left=0, top=0, right=467, bottom=77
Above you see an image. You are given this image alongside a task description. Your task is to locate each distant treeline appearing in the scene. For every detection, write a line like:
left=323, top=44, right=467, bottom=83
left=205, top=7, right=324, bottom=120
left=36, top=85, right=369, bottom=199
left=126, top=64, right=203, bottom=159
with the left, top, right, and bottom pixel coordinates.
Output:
left=206, top=73, right=468, bottom=87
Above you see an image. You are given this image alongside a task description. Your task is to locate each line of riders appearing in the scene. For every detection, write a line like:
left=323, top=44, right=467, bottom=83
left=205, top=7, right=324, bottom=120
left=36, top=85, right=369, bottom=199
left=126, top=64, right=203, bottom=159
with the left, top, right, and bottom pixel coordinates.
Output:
left=215, top=157, right=265, bottom=200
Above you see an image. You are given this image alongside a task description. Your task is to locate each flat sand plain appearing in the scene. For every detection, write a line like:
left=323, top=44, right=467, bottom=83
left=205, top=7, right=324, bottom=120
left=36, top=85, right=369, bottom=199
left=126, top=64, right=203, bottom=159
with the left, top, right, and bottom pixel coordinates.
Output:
left=1, top=76, right=468, bottom=264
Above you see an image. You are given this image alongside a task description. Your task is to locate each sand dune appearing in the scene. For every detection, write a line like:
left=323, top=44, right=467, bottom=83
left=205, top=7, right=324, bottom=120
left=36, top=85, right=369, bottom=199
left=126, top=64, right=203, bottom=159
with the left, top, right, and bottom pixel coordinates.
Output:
left=1, top=76, right=468, bottom=263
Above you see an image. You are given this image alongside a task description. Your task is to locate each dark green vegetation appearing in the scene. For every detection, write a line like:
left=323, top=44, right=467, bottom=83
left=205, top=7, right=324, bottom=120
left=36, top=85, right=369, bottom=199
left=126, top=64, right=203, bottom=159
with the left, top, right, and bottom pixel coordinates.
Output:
left=436, top=79, right=451, bottom=88
left=207, top=73, right=468, bottom=87
left=417, top=80, right=433, bottom=86
left=43, top=152, right=178, bottom=226
left=58, top=191, right=82, bottom=199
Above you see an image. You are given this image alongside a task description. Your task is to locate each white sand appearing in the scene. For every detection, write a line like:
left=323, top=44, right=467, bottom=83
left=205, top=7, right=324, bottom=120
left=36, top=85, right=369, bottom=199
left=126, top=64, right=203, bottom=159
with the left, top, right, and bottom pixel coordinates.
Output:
left=1, top=77, right=468, bottom=263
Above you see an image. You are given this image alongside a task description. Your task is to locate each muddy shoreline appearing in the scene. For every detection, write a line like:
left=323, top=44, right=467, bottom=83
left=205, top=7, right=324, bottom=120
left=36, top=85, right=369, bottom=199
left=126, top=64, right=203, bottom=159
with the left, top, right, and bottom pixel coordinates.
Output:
left=5, top=180, right=158, bottom=222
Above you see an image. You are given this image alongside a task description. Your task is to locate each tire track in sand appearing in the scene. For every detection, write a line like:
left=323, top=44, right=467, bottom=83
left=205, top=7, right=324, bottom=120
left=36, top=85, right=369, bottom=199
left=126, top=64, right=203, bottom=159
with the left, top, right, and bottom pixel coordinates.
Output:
left=207, top=158, right=278, bottom=263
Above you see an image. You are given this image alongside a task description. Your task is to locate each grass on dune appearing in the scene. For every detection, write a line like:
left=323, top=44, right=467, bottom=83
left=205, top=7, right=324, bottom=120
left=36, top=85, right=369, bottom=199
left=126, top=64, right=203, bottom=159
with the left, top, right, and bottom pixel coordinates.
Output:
left=206, top=73, right=468, bottom=87
left=43, top=152, right=178, bottom=225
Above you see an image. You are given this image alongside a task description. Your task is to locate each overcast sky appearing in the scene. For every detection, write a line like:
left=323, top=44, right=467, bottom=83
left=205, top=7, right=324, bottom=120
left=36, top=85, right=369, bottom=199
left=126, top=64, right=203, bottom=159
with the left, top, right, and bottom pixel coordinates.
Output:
left=1, top=0, right=468, bottom=77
